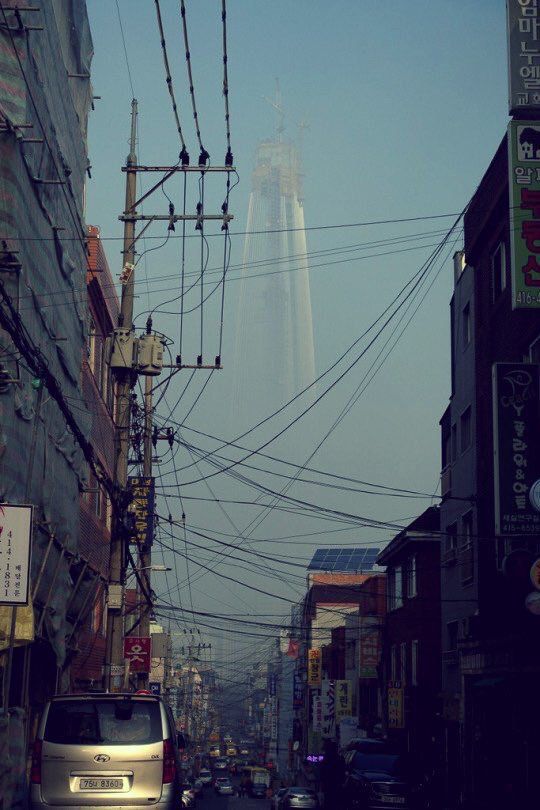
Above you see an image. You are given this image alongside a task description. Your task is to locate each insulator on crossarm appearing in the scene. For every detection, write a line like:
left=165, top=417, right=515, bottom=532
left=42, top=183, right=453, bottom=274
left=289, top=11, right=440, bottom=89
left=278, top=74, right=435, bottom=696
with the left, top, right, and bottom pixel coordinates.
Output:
left=225, top=148, right=233, bottom=167
left=197, top=355, right=202, bottom=366
left=198, top=148, right=209, bottom=167
left=168, top=202, right=175, bottom=232
left=180, top=147, right=190, bottom=166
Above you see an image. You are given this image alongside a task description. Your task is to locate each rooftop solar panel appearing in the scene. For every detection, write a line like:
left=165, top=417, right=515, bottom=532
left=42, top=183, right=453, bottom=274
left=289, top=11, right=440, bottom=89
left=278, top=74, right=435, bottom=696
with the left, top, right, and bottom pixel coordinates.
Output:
left=307, top=547, right=381, bottom=572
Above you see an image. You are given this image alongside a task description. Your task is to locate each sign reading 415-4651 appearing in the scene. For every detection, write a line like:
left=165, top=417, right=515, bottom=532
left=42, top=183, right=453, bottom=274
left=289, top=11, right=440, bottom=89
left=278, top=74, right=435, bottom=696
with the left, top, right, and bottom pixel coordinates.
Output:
left=509, top=121, right=540, bottom=309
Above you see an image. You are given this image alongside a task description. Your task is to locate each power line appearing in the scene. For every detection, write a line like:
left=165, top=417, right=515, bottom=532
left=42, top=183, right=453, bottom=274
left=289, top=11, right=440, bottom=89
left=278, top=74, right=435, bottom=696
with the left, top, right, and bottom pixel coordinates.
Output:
left=154, top=0, right=188, bottom=153
left=115, top=0, right=136, bottom=99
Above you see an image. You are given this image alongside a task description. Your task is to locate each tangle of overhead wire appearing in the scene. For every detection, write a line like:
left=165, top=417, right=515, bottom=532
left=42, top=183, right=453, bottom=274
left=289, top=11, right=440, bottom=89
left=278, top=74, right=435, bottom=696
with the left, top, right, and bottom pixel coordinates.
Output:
left=179, top=0, right=208, bottom=161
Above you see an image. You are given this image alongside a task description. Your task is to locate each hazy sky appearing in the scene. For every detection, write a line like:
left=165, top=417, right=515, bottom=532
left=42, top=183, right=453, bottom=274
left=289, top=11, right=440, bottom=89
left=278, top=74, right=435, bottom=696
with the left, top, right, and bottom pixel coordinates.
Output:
left=85, top=1, right=507, bottom=680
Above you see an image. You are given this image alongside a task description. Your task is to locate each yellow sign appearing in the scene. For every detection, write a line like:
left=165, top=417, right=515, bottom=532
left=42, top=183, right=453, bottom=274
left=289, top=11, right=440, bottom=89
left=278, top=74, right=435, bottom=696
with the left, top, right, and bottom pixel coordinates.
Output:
left=388, top=685, right=404, bottom=729
left=335, top=680, right=351, bottom=721
left=307, top=648, right=321, bottom=687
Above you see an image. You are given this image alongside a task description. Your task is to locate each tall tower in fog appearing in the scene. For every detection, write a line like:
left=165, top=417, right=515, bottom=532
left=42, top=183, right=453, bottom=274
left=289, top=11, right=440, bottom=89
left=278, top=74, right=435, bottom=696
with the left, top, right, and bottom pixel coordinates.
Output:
left=233, top=95, right=315, bottom=427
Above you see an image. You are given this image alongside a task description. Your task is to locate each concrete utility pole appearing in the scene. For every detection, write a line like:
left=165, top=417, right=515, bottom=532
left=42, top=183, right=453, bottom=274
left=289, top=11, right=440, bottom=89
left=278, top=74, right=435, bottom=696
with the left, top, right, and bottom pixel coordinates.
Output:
left=104, top=99, right=138, bottom=692
left=137, top=372, right=153, bottom=689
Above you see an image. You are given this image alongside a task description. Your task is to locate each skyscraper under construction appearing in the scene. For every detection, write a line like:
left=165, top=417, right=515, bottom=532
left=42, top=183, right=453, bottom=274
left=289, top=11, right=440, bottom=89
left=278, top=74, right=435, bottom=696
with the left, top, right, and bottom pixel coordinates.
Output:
left=233, top=111, right=316, bottom=427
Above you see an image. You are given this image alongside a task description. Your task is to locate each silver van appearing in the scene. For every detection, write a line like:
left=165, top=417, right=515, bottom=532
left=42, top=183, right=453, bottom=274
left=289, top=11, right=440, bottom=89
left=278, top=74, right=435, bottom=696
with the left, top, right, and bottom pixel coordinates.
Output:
left=30, top=693, right=181, bottom=808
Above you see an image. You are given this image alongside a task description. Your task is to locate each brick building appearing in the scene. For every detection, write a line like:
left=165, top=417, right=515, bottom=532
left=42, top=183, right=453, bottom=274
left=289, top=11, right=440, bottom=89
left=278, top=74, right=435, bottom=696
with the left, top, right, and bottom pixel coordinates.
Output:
left=377, top=507, right=441, bottom=758
left=70, top=226, right=118, bottom=690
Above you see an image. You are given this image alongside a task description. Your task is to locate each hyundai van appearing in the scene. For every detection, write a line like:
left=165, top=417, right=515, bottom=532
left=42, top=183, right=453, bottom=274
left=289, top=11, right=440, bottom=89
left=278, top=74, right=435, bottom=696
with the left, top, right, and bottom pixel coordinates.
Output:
left=30, top=693, right=181, bottom=808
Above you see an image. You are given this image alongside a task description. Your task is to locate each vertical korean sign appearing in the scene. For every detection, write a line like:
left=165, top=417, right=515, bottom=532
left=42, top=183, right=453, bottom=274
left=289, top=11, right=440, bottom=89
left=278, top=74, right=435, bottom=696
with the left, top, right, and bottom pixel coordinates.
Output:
left=123, top=636, right=152, bottom=673
left=321, top=679, right=335, bottom=739
left=334, top=680, right=352, bottom=722
left=387, top=682, right=404, bottom=729
left=307, top=648, right=321, bottom=687
left=128, top=477, right=155, bottom=548
left=493, top=363, right=540, bottom=534
left=0, top=504, right=32, bottom=605
left=507, top=0, right=540, bottom=115
left=508, top=120, right=540, bottom=308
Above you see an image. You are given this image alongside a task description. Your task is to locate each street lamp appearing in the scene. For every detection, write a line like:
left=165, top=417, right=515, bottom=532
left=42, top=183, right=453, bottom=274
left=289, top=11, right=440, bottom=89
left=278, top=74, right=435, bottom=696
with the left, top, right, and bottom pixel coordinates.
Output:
left=127, top=564, right=171, bottom=580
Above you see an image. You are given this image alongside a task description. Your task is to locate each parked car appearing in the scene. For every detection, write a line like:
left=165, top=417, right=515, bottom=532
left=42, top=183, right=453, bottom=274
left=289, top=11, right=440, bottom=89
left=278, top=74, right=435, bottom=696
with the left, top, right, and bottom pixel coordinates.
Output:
left=193, top=778, right=203, bottom=797
left=30, top=692, right=181, bottom=809
left=271, top=787, right=288, bottom=808
left=215, top=776, right=235, bottom=796
left=214, top=756, right=229, bottom=771
left=278, top=787, right=320, bottom=808
left=343, top=742, right=423, bottom=809
left=199, top=767, right=213, bottom=785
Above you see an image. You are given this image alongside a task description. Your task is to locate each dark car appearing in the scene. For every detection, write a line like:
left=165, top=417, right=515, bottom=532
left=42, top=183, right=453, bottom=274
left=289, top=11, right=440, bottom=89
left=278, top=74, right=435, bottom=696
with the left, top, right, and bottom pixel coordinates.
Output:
left=251, top=781, right=268, bottom=798
left=343, top=742, right=423, bottom=810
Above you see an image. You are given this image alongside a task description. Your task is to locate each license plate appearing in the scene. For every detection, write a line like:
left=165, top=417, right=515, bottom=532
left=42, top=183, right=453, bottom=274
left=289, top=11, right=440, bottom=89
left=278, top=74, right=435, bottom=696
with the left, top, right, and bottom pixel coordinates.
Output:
left=79, top=778, right=124, bottom=790
left=380, top=796, right=405, bottom=805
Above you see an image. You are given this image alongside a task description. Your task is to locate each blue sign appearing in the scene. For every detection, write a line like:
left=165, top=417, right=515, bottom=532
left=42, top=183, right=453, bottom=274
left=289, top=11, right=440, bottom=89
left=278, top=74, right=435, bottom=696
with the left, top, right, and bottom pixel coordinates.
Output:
left=150, top=682, right=161, bottom=695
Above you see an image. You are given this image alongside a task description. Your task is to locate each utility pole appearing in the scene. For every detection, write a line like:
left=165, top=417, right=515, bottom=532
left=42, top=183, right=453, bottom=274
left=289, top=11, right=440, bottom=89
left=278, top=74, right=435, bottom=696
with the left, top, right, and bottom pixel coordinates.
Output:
left=136, top=372, right=153, bottom=689
left=105, top=99, right=138, bottom=692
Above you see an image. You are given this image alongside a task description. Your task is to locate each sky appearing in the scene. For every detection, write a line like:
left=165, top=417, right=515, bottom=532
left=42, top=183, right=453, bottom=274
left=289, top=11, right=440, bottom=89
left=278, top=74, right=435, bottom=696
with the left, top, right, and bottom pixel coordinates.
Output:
left=85, top=1, right=508, bottom=690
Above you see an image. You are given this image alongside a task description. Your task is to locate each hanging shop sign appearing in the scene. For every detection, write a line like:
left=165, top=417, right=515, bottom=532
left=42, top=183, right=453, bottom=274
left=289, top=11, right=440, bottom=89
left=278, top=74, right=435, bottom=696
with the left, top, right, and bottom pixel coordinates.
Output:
left=321, top=679, right=335, bottom=739
left=507, top=0, right=540, bottom=115
left=334, top=680, right=352, bottom=722
left=307, top=648, right=321, bottom=687
left=359, top=617, right=382, bottom=679
left=493, top=363, right=540, bottom=534
left=508, top=120, right=540, bottom=308
left=128, top=476, right=155, bottom=548
left=293, top=670, right=304, bottom=708
left=123, top=636, right=152, bottom=673
left=0, top=503, right=33, bottom=606
left=387, top=682, right=404, bottom=729
left=530, top=557, right=540, bottom=588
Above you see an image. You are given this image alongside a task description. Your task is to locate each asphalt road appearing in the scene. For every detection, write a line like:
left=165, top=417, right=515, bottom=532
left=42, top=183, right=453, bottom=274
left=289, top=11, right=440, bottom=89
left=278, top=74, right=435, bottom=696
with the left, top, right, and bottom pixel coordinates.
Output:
left=196, top=788, right=269, bottom=809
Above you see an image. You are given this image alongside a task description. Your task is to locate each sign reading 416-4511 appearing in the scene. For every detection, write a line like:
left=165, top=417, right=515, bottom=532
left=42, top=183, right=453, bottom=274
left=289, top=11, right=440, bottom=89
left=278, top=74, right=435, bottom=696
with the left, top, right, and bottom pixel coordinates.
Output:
left=0, top=504, right=33, bottom=605
left=508, top=120, right=540, bottom=308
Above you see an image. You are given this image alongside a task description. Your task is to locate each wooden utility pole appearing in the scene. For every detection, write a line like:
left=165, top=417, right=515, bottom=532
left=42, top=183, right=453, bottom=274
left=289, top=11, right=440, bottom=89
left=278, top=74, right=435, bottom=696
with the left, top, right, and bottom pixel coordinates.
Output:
left=104, top=99, right=138, bottom=692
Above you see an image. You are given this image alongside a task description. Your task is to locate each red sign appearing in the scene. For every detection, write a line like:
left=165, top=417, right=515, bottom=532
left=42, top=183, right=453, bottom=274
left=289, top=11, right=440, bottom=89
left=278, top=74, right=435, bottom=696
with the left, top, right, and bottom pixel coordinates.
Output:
left=124, top=636, right=151, bottom=673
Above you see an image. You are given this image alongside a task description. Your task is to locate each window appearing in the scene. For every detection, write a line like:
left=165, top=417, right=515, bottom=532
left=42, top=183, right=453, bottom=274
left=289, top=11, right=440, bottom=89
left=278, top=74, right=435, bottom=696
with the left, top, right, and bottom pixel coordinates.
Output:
left=491, top=241, right=506, bottom=300
left=407, top=554, right=417, bottom=598
left=451, top=424, right=457, bottom=462
left=446, top=522, right=458, bottom=553
left=390, top=645, right=398, bottom=681
left=394, top=565, right=403, bottom=609
left=387, top=568, right=395, bottom=612
left=460, top=406, right=472, bottom=453
left=447, top=621, right=459, bottom=652
left=460, top=511, right=474, bottom=584
left=411, top=640, right=419, bottom=686
left=400, top=642, right=407, bottom=685
left=88, top=317, right=102, bottom=382
left=462, top=302, right=471, bottom=348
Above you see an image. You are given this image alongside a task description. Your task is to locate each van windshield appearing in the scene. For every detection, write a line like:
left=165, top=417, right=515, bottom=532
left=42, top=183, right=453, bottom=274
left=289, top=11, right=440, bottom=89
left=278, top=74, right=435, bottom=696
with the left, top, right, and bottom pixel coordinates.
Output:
left=44, top=699, right=162, bottom=745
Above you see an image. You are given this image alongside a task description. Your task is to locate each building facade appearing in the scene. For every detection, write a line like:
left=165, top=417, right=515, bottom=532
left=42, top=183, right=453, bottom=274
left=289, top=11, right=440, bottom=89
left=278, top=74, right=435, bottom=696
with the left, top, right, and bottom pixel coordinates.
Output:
left=0, top=2, right=94, bottom=798
left=440, top=136, right=540, bottom=808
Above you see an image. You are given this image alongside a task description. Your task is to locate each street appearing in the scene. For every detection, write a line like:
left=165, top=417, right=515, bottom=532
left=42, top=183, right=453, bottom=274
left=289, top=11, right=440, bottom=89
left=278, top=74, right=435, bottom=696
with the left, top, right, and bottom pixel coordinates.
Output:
left=196, top=791, right=268, bottom=810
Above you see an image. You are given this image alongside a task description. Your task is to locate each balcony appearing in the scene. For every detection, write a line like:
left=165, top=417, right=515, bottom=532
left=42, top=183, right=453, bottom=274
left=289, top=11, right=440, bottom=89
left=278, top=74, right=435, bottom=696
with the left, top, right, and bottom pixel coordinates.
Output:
left=442, top=649, right=458, bottom=666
